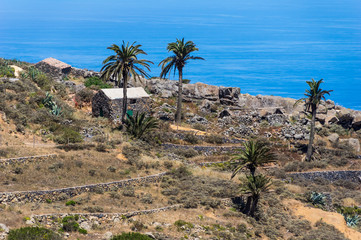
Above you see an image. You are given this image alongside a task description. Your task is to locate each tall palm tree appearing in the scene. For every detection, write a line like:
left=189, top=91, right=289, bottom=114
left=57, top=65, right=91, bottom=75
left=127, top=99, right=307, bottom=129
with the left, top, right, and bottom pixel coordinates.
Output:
left=231, top=140, right=276, bottom=179
left=295, top=79, right=332, bottom=161
left=101, top=42, right=153, bottom=122
left=159, top=38, right=204, bottom=124
left=242, top=174, right=272, bottom=217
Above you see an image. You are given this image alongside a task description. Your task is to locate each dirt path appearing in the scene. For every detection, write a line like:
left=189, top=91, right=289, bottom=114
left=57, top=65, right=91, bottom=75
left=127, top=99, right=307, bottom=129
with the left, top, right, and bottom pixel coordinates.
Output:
left=9, top=65, right=23, bottom=77
left=170, top=124, right=208, bottom=135
left=284, top=199, right=361, bottom=240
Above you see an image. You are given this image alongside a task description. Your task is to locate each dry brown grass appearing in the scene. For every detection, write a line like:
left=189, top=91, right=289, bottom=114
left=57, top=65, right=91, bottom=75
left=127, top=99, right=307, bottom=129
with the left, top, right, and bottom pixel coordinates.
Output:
left=0, top=148, right=166, bottom=191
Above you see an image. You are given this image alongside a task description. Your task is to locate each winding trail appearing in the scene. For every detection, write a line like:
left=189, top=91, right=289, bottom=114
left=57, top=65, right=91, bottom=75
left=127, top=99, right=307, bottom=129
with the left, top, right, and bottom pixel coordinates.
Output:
left=284, top=199, right=361, bottom=240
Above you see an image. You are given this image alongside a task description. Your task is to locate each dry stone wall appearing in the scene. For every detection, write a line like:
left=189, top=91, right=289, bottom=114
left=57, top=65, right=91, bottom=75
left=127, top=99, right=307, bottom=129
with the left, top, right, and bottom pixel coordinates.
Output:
left=0, top=172, right=166, bottom=204
left=31, top=204, right=182, bottom=226
left=0, top=154, right=57, bottom=166
left=162, top=143, right=240, bottom=156
left=288, top=170, right=361, bottom=183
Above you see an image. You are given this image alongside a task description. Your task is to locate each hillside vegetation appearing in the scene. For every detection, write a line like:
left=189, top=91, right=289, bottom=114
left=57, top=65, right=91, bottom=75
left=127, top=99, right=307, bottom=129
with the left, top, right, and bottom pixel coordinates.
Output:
left=0, top=58, right=360, bottom=240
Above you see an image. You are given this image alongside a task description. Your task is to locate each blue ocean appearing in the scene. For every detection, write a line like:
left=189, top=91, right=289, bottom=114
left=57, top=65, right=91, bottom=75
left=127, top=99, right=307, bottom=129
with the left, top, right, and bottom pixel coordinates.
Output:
left=1, top=0, right=360, bottom=109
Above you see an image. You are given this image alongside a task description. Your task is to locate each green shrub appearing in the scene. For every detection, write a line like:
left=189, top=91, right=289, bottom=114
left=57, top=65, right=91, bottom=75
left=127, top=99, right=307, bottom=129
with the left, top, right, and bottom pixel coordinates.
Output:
left=54, top=127, right=83, bottom=144
left=0, top=65, right=15, bottom=78
left=140, top=193, right=153, bottom=204
left=174, top=148, right=198, bottom=158
left=83, top=206, right=104, bottom=213
left=78, top=228, right=88, bottom=234
left=204, top=134, right=224, bottom=144
left=122, top=186, right=135, bottom=197
left=110, top=232, right=152, bottom=240
left=65, top=200, right=77, bottom=206
left=131, top=221, right=147, bottom=231
left=183, top=133, right=199, bottom=144
left=170, top=165, right=192, bottom=179
left=174, top=220, right=194, bottom=231
left=84, top=76, right=112, bottom=89
left=329, top=124, right=349, bottom=136
left=62, top=216, right=79, bottom=232
left=75, top=88, right=94, bottom=103
left=7, top=226, right=63, bottom=240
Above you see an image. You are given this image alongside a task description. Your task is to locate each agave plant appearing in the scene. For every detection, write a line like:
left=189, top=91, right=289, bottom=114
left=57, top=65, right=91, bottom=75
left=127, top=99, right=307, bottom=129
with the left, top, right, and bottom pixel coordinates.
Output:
left=343, top=214, right=360, bottom=227
left=27, top=66, right=41, bottom=81
left=308, top=192, right=326, bottom=206
left=124, top=112, right=158, bottom=139
left=43, top=92, right=55, bottom=108
left=42, top=92, right=62, bottom=116
left=50, top=104, right=63, bottom=116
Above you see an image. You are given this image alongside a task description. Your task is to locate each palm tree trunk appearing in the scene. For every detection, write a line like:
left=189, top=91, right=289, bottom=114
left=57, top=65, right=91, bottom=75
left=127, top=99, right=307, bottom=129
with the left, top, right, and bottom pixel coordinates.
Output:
left=176, top=68, right=183, bottom=124
left=306, top=106, right=317, bottom=161
left=250, top=166, right=256, bottom=178
left=243, top=196, right=252, bottom=215
left=249, top=196, right=259, bottom=217
left=121, top=72, right=128, bottom=123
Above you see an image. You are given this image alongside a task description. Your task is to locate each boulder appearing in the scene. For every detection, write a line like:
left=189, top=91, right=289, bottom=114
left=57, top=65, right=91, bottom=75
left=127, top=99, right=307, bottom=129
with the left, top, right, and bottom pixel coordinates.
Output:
left=200, top=99, right=217, bottom=113
left=316, top=113, right=327, bottom=124
left=80, top=221, right=91, bottom=231
left=183, top=82, right=219, bottom=101
left=219, top=109, right=231, bottom=118
left=146, top=78, right=178, bottom=98
left=337, top=113, right=354, bottom=128
left=219, top=87, right=240, bottom=105
left=103, top=232, right=113, bottom=240
left=325, top=100, right=335, bottom=110
left=340, top=138, right=360, bottom=152
left=238, top=94, right=300, bottom=114
left=352, top=113, right=361, bottom=131
left=317, top=105, right=327, bottom=114
left=186, top=114, right=208, bottom=125
left=265, top=114, right=288, bottom=126
left=327, top=133, right=339, bottom=144
left=325, top=109, right=338, bottom=124
left=0, top=223, right=9, bottom=233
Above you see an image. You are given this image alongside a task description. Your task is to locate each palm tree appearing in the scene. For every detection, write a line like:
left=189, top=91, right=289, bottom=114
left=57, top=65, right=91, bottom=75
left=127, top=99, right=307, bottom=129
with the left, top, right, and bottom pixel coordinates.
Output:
left=124, top=112, right=159, bottom=139
left=231, top=140, right=276, bottom=179
left=101, top=42, right=153, bottom=122
left=159, top=38, right=204, bottom=124
left=242, top=174, right=272, bottom=217
left=295, top=79, right=332, bottom=161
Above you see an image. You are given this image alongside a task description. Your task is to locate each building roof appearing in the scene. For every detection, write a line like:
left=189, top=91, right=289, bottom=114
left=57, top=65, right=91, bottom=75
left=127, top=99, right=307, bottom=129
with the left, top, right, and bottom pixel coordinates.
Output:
left=38, top=57, right=71, bottom=69
left=101, top=87, right=150, bottom=100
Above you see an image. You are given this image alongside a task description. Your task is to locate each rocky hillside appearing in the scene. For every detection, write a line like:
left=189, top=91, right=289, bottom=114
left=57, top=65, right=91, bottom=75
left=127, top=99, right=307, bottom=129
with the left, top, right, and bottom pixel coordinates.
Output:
left=0, top=58, right=360, bottom=240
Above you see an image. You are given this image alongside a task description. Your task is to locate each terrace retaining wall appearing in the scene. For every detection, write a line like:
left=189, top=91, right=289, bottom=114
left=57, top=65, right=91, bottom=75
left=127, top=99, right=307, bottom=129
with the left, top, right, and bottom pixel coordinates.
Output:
left=0, top=172, right=167, bottom=204
left=162, top=143, right=240, bottom=156
left=0, top=154, right=57, bottom=166
left=288, top=170, right=361, bottom=183
left=31, top=204, right=182, bottom=225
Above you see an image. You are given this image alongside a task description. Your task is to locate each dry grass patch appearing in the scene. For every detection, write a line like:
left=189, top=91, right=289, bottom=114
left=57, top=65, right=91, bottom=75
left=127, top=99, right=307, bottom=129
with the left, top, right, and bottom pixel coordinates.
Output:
left=0, top=149, right=166, bottom=191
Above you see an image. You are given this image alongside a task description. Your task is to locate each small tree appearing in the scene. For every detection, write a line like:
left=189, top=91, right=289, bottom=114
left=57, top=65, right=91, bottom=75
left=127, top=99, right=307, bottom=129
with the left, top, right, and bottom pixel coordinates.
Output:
left=242, top=174, right=272, bottom=217
left=295, top=79, right=332, bottom=161
left=231, top=140, right=275, bottom=179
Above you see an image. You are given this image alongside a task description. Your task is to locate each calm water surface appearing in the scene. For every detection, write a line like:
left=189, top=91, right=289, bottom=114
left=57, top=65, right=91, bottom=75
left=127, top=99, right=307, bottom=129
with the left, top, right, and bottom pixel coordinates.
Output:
left=1, top=0, right=360, bottom=109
